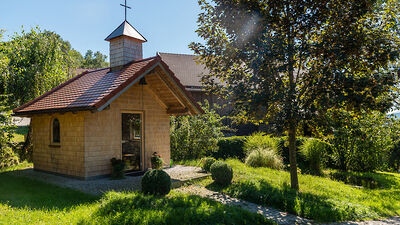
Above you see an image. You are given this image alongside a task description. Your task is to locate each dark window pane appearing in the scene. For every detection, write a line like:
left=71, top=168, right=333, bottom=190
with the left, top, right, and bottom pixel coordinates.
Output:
left=53, top=118, right=60, bottom=143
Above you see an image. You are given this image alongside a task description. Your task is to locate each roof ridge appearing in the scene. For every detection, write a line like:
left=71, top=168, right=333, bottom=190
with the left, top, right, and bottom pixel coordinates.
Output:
left=158, top=52, right=197, bottom=57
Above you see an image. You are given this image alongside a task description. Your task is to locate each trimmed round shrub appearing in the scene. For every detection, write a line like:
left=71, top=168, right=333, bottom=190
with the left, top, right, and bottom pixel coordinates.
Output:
left=210, top=161, right=233, bottom=185
left=141, top=169, right=171, bottom=195
left=245, top=148, right=284, bottom=170
left=201, top=157, right=216, bottom=172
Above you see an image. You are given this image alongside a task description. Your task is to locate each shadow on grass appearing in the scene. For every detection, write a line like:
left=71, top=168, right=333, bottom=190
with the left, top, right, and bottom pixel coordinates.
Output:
left=205, top=180, right=373, bottom=222
left=0, top=172, right=98, bottom=210
left=79, top=192, right=272, bottom=225
left=329, top=170, right=400, bottom=189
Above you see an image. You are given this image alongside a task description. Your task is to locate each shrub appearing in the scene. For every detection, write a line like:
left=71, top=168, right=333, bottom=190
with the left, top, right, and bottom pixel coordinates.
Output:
left=201, top=157, right=216, bottom=172
left=276, top=136, right=308, bottom=169
left=244, top=132, right=278, bottom=155
left=170, top=100, right=228, bottom=161
left=210, top=161, right=233, bottom=185
left=214, top=136, right=246, bottom=160
left=110, top=158, right=126, bottom=179
left=300, top=138, right=329, bottom=175
left=0, top=146, right=19, bottom=169
left=151, top=152, right=164, bottom=169
left=141, top=169, right=172, bottom=195
left=245, top=148, right=284, bottom=170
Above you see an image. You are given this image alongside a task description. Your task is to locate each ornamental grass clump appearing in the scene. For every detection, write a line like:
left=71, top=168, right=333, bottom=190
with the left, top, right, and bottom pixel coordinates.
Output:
left=201, top=157, right=216, bottom=172
left=141, top=169, right=171, bottom=196
left=300, top=138, right=329, bottom=175
left=244, top=132, right=278, bottom=155
left=210, top=161, right=233, bottom=186
left=245, top=148, right=284, bottom=170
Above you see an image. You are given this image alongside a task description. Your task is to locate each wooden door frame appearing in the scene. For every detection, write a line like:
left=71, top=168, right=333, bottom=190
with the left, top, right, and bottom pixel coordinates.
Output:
left=120, top=110, right=145, bottom=172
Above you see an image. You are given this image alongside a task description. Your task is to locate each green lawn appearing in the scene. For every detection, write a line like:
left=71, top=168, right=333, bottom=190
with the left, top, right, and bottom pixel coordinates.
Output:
left=181, top=159, right=400, bottom=222
left=0, top=166, right=273, bottom=225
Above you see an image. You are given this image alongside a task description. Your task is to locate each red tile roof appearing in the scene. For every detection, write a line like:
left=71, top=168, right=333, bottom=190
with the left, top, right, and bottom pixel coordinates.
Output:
left=13, top=56, right=203, bottom=115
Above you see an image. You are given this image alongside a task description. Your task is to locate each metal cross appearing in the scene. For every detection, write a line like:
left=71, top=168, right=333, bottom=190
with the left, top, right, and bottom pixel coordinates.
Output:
left=120, top=0, right=131, bottom=21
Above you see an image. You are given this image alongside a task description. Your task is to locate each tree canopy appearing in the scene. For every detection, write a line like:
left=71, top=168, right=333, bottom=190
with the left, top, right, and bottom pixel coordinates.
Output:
left=190, top=0, right=400, bottom=189
left=80, top=50, right=109, bottom=69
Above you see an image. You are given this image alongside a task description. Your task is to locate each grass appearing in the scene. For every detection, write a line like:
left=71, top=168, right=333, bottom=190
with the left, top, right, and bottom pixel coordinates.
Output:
left=181, top=159, right=400, bottom=222
left=9, top=126, right=29, bottom=143
left=0, top=165, right=273, bottom=225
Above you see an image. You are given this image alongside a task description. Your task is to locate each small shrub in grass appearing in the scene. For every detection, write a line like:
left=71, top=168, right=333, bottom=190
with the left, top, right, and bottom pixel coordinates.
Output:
left=200, top=157, right=216, bottom=172
left=141, top=169, right=171, bottom=195
left=245, top=148, right=284, bottom=170
left=210, top=161, right=233, bottom=185
left=300, top=138, right=329, bottom=175
left=244, top=132, right=278, bottom=155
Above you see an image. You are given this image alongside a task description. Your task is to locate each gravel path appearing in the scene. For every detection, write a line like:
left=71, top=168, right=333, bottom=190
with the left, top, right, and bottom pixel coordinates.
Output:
left=176, top=185, right=400, bottom=225
left=12, top=166, right=209, bottom=195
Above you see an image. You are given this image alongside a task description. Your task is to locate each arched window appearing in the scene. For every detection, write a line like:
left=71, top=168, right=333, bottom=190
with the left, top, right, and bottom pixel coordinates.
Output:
left=52, top=118, right=60, bottom=144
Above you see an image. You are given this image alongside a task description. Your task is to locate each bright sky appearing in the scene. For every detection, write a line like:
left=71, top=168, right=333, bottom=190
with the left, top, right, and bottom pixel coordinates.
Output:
left=0, top=0, right=203, bottom=59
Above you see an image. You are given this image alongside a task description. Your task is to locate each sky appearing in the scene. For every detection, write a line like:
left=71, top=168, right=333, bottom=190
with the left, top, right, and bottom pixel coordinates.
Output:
left=0, top=0, right=203, bottom=59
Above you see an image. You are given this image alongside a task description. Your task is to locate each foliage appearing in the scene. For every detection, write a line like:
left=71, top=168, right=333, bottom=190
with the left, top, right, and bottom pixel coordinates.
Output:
left=110, top=158, right=126, bottom=179
left=329, top=110, right=400, bottom=172
left=83, top=191, right=272, bottom=225
left=80, top=50, right=109, bottom=69
left=170, top=100, right=228, bottom=161
left=210, top=161, right=233, bottom=186
left=0, top=96, right=18, bottom=169
left=245, top=148, right=284, bottom=170
left=151, top=152, right=164, bottom=170
left=141, top=169, right=172, bottom=196
left=299, top=138, right=330, bottom=175
left=388, top=140, right=400, bottom=171
left=190, top=0, right=400, bottom=190
left=244, top=132, right=278, bottom=155
left=201, top=157, right=216, bottom=172
left=214, top=136, right=246, bottom=160
left=191, top=159, right=400, bottom=222
left=1, top=28, right=81, bottom=107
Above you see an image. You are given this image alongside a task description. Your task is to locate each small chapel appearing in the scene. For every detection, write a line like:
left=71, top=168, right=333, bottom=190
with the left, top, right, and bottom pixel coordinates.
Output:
left=13, top=6, right=203, bottom=179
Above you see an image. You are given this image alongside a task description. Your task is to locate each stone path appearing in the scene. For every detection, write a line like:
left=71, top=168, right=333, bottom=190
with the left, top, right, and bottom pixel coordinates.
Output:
left=176, top=185, right=400, bottom=225
left=12, top=165, right=209, bottom=195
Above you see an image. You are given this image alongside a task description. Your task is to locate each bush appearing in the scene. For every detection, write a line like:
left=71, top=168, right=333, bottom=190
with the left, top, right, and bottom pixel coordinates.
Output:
left=244, top=132, right=278, bottom=155
left=299, top=138, right=330, bottom=175
left=276, top=136, right=308, bottom=168
left=141, top=169, right=172, bottom=195
left=245, top=148, right=284, bottom=170
left=170, top=101, right=228, bottom=161
left=151, top=152, right=164, bottom=170
left=201, top=157, right=216, bottom=172
left=0, top=146, right=19, bottom=169
left=110, top=158, right=126, bottom=179
left=210, top=161, right=233, bottom=185
left=214, top=136, right=246, bottom=160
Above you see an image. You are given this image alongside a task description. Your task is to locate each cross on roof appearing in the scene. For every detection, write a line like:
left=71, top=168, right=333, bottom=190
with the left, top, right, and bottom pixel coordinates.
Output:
left=120, top=0, right=132, bottom=21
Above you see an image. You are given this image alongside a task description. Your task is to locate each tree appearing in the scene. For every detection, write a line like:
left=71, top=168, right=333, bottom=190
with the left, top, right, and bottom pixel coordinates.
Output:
left=190, top=0, right=400, bottom=189
left=81, top=50, right=109, bottom=69
left=1, top=28, right=80, bottom=107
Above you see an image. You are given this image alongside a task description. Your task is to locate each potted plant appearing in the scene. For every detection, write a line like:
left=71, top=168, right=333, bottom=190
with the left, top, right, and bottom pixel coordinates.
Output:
left=110, top=158, right=126, bottom=179
left=151, top=152, right=164, bottom=170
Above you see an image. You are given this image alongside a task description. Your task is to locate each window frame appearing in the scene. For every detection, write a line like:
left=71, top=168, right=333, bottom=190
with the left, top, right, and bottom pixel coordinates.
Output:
left=50, top=117, right=61, bottom=146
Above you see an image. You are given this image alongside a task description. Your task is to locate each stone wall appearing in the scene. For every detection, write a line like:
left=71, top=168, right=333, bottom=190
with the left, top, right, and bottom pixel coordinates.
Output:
left=31, top=112, right=85, bottom=177
left=84, top=83, right=170, bottom=177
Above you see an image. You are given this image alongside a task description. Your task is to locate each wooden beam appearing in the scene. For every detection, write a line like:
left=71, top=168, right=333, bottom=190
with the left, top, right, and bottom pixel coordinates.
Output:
left=167, top=107, right=189, bottom=115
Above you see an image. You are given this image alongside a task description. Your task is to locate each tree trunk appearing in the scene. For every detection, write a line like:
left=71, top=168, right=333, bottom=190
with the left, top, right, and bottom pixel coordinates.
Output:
left=288, top=122, right=299, bottom=190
